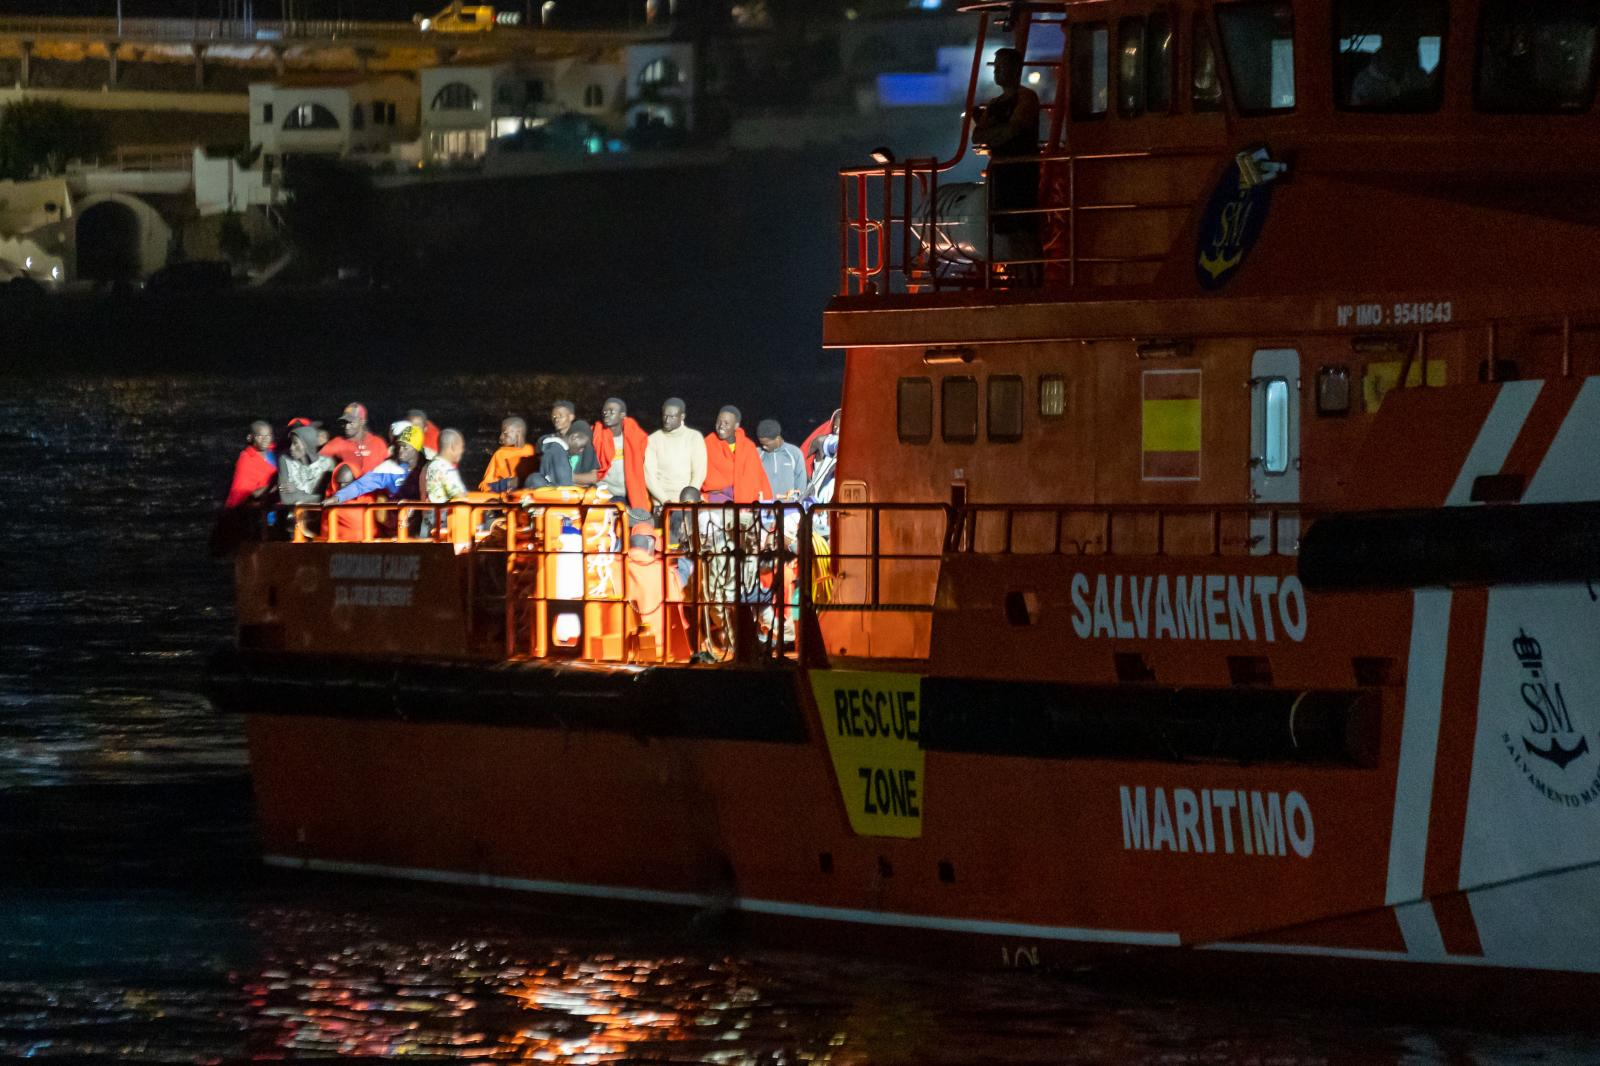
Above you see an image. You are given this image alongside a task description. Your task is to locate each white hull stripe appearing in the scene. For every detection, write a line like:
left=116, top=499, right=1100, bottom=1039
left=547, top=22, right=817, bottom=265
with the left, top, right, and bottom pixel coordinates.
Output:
left=1386, top=588, right=1452, bottom=906
left=1393, top=900, right=1446, bottom=960
left=1523, top=376, right=1600, bottom=504
left=263, top=854, right=1181, bottom=946
left=1444, top=379, right=1542, bottom=506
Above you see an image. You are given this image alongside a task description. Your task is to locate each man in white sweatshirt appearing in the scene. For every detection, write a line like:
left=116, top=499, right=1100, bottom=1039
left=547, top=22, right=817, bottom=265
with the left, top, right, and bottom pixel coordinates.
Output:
left=644, top=397, right=708, bottom=510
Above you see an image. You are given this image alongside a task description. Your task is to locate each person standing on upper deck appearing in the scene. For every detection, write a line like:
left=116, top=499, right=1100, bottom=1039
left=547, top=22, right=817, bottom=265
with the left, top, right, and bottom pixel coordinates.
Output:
left=479, top=417, right=537, bottom=492
left=320, top=402, right=388, bottom=477
left=971, top=47, right=1041, bottom=279
left=645, top=397, right=708, bottom=511
left=594, top=397, right=652, bottom=518
left=702, top=406, right=773, bottom=505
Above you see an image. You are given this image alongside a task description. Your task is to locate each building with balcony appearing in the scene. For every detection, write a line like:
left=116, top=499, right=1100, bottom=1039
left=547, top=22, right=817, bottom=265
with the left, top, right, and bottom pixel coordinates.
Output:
left=248, top=73, right=420, bottom=173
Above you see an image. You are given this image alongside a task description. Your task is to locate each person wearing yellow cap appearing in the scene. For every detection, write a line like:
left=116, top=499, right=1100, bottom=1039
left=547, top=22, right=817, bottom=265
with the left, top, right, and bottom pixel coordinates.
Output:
left=328, top=422, right=425, bottom=503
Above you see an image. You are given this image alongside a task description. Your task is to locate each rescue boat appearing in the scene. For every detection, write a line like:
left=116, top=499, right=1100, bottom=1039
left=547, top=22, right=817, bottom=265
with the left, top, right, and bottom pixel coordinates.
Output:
left=213, top=0, right=1600, bottom=990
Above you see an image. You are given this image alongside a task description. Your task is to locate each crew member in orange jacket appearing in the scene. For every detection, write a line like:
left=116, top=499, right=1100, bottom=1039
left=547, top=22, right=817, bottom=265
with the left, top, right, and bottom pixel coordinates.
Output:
left=702, top=406, right=773, bottom=504
left=320, top=402, right=388, bottom=477
left=224, top=420, right=278, bottom=508
left=593, top=397, right=651, bottom=515
left=479, top=416, right=537, bottom=492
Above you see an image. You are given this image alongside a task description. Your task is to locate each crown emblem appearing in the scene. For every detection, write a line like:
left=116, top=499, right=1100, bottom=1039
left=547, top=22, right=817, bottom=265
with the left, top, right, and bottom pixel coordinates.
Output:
left=1513, top=629, right=1543, bottom=669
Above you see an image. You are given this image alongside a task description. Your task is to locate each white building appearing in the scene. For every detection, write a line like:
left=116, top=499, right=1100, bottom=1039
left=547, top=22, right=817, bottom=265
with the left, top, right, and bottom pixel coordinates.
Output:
left=418, top=42, right=696, bottom=166
left=248, top=73, right=420, bottom=175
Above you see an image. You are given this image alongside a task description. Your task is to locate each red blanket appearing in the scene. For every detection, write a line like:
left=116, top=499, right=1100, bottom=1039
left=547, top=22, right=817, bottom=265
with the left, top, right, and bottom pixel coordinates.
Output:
left=799, top=415, right=836, bottom=477
left=224, top=446, right=276, bottom=508
left=592, top=416, right=651, bottom=511
left=702, top=428, right=773, bottom=503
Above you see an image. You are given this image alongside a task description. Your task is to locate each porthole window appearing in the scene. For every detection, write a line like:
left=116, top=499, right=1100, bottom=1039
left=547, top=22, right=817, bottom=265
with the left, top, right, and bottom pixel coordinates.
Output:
left=942, top=376, right=980, bottom=443
left=988, top=375, right=1024, bottom=442
left=1039, top=375, right=1066, bottom=418
left=897, top=377, right=932, bottom=444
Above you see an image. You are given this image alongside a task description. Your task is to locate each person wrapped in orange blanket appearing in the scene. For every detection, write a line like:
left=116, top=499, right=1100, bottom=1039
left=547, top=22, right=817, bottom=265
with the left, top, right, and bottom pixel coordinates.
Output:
left=592, top=397, right=652, bottom=515
left=701, top=406, right=772, bottom=504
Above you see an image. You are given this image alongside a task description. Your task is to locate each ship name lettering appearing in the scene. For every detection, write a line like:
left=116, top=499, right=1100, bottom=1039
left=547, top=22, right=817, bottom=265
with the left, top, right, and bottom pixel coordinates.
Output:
left=1118, top=785, right=1314, bottom=858
left=1070, top=573, right=1305, bottom=643
left=858, top=766, right=920, bottom=817
left=834, top=688, right=920, bottom=742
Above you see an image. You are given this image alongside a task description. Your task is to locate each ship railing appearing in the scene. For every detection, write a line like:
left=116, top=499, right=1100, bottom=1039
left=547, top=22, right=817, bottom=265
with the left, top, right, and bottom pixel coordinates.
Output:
left=839, top=147, right=1215, bottom=296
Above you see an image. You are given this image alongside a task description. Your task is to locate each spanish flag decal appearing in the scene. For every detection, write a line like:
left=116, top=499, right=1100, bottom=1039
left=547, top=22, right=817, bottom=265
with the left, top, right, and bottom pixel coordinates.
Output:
left=1142, top=369, right=1202, bottom=480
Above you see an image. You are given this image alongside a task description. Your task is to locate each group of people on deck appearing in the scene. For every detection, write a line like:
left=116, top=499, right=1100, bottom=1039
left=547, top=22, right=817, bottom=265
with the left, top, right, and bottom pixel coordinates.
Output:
left=220, top=395, right=841, bottom=660
left=223, top=396, right=839, bottom=520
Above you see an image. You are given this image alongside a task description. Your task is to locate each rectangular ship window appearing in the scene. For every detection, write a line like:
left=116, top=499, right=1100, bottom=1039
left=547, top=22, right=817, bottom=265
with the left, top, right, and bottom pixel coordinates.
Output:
left=1072, top=22, right=1110, bottom=118
left=1192, top=13, right=1223, bottom=112
left=1039, top=375, right=1066, bottom=418
left=1262, top=377, right=1290, bottom=474
left=1477, top=0, right=1600, bottom=113
left=1119, top=17, right=1146, bottom=117
left=942, top=376, right=979, bottom=443
left=1335, top=0, right=1447, bottom=112
left=1147, top=12, right=1175, bottom=113
left=897, top=377, right=933, bottom=444
left=1218, top=2, right=1297, bottom=112
left=987, top=375, right=1024, bottom=442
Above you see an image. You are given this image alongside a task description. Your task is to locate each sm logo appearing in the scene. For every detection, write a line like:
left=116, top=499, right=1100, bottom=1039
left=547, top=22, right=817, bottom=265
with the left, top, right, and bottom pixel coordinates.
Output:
left=1195, top=160, right=1273, bottom=290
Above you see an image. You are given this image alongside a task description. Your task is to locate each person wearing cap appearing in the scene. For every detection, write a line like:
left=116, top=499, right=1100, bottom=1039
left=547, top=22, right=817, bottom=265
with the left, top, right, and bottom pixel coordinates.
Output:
left=320, top=402, right=388, bottom=477
left=593, top=397, right=651, bottom=516
left=701, top=405, right=772, bottom=505
left=755, top=420, right=807, bottom=501
left=330, top=424, right=424, bottom=503
left=479, top=416, right=537, bottom=493
left=278, top=423, right=335, bottom=505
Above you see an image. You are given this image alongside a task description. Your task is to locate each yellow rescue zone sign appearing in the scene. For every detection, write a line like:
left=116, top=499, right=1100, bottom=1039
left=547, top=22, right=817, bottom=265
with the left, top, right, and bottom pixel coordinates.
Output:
left=810, top=670, right=925, bottom=839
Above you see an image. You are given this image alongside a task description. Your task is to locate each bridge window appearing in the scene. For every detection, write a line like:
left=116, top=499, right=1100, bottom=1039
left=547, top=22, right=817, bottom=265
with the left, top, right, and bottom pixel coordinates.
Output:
left=283, top=103, right=339, bottom=130
left=1477, top=0, right=1600, bottom=113
left=1039, top=375, right=1066, bottom=418
left=1071, top=22, right=1109, bottom=118
left=1336, top=0, right=1447, bottom=112
left=942, top=376, right=979, bottom=443
left=987, top=376, right=1024, bottom=442
left=1218, top=2, right=1296, bottom=113
left=897, top=377, right=933, bottom=444
left=1117, top=15, right=1174, bottom=117
left=1192, top=14, right=1223, bottom=112
left=431, top=82, right=482, bottom=111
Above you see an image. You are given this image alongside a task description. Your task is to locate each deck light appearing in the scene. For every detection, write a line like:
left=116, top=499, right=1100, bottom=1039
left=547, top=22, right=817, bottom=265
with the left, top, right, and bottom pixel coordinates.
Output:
left=870, top=146, right=895, bottom=165
left=923, top=346, right=975, bottom=365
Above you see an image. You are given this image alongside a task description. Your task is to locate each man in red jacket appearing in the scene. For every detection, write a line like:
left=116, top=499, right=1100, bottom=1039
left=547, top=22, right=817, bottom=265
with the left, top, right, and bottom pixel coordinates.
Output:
left=702, top=405, right=772, bottom=504
left=224, top=420, right=278, bottom=508
left=593, top=397, right=651, bottom=517
left=320, top=402, right=388, bottom=477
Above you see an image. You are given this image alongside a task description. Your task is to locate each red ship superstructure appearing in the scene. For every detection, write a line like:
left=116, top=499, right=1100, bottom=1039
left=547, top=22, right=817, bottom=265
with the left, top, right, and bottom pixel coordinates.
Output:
left=215, top=0, right=1600, bottom=989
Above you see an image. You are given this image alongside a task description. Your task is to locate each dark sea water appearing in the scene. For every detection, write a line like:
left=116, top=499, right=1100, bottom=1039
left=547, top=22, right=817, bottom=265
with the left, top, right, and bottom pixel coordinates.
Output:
left=1, top=371, right=1596, bottom=1063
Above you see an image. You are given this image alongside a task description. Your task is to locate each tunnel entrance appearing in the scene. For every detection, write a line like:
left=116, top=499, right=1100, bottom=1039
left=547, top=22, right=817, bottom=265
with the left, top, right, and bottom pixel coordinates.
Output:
left=76, top=201, right=141, bottom=284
